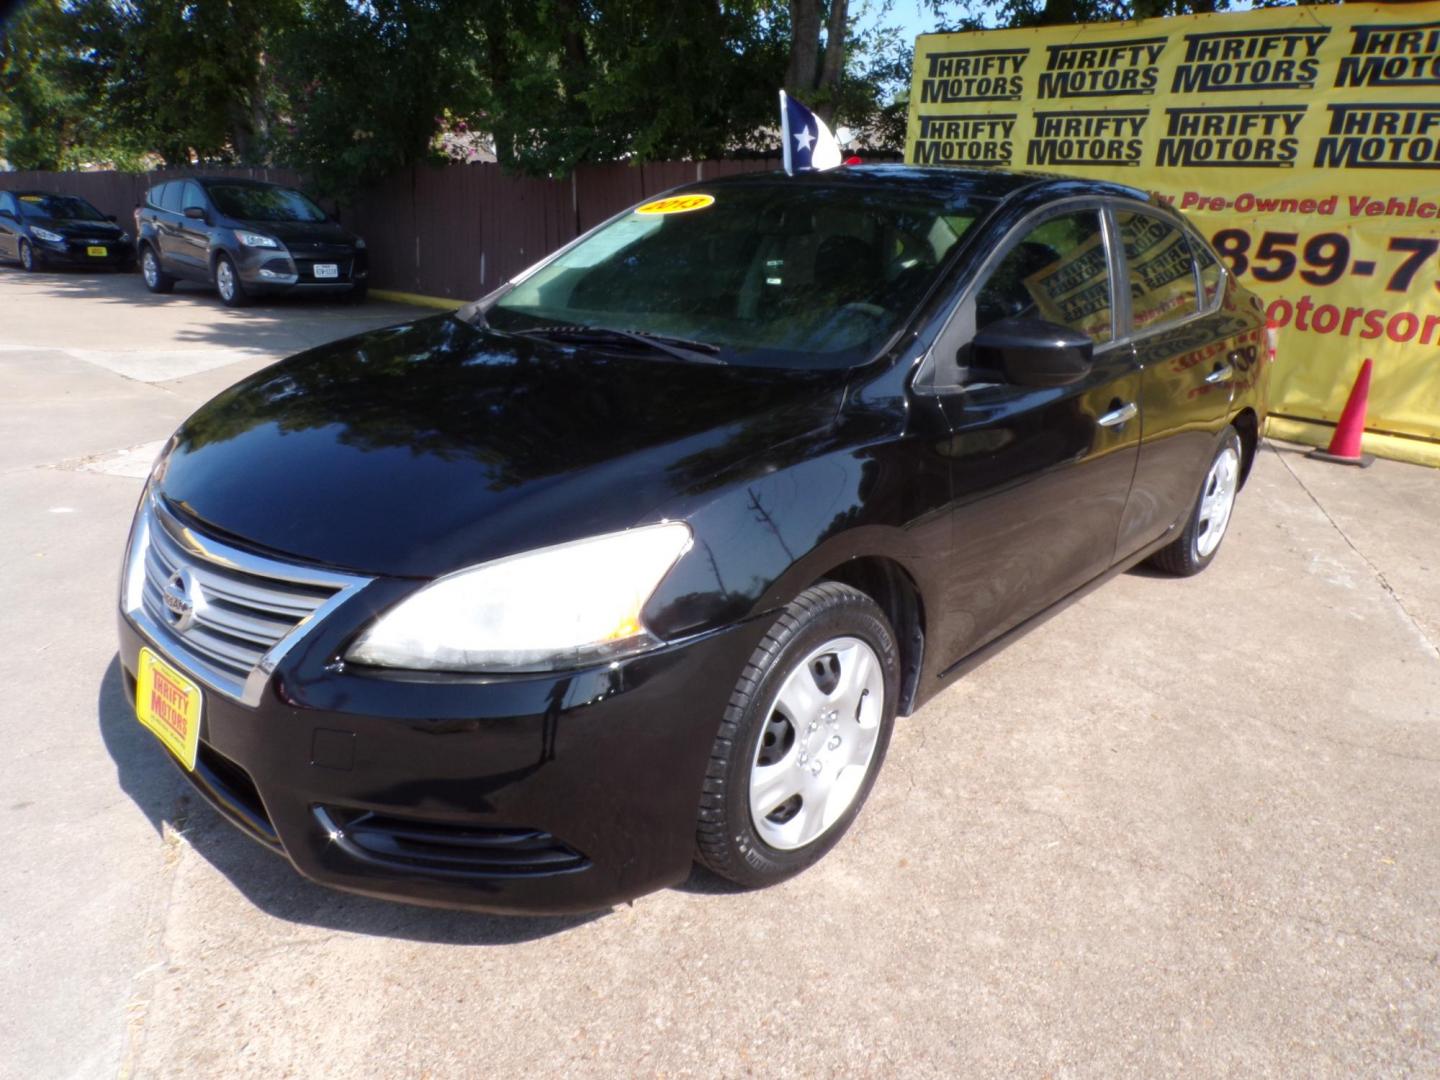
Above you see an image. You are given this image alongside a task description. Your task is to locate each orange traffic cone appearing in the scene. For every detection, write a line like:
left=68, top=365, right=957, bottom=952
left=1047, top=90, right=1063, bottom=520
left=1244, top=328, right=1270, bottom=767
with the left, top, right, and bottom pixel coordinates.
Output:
left=1307, top=358, right=1374, bottom=467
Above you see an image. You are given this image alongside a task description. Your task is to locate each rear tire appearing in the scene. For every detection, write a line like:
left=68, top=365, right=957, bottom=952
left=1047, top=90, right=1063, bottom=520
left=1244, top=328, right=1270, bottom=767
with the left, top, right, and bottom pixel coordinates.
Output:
left=140, top=246, right=174, bottom=293
left=1149, top=426, right=1243, bottom=577
left=696, top=582, right=899, bottom=889
left=18, top=239, right=35, bottom=272
left=214, top=254, right=248, bottom=307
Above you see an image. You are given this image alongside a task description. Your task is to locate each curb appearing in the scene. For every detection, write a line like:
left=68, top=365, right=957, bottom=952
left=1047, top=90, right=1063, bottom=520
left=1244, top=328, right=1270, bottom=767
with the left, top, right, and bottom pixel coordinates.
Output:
left=369, top=288, right=463, bottom=311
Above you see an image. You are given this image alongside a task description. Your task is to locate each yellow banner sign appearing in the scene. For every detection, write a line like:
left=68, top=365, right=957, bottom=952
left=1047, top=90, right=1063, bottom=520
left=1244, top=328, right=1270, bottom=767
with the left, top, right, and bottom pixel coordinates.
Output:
left=906, top=2, right=1440, bottom=465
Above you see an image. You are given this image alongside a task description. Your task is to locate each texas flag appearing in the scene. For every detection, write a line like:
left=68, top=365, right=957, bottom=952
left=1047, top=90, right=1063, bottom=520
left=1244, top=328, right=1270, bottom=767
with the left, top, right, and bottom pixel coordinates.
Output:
left=780, top=90, right=843, bottom=175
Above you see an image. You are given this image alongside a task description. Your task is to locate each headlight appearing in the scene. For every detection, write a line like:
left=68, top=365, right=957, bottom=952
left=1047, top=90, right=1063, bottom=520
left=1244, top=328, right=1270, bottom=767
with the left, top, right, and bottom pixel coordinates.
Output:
left=32, top=227, right=63, bottom=243
left=234, top=230, right=280, bottom=248
left=346, top=523, right=692, bottom=672
left=353, top=236, right=366, bottom=250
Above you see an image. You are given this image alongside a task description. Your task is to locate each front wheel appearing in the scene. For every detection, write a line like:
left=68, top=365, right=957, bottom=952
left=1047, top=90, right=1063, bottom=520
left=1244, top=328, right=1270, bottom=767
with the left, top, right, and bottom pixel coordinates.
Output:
left=696, top=582, right=899, bottom=888
left=18, top=239, right=35, bottom=272
left=140, top=246, right=174, bottom=293
left=214, top=254, right=248, bottom=307
left=1149, top=426, right=1243, bottom=576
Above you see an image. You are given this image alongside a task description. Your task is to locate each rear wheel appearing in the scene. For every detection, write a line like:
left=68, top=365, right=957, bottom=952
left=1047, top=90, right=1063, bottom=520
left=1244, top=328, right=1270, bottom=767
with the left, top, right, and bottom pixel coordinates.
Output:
left=140, top=246, right=174, bottom=293
left=1149, top=426, right=1243, bottom=576
left=214, top=254, right=248, bottom=307
left=696, top=582, right=898, bottom=888
left=18, top=239, right=35, bottom=272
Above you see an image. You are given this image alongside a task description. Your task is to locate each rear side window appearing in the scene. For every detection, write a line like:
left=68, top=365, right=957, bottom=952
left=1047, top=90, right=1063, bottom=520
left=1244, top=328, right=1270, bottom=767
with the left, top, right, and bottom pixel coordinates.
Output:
left=1116, top=211, right=1198, bottom=334
left=975, top=210, right=1114, bottom=345
left=159, top=182, right=184, bottom=213
left=146, top=184, right=164, bottom=208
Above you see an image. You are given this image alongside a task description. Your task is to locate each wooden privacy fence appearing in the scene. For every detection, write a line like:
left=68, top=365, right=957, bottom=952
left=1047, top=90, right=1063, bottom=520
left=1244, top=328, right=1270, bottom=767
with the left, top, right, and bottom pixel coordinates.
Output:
left=0, top=159, right=782, bottom=302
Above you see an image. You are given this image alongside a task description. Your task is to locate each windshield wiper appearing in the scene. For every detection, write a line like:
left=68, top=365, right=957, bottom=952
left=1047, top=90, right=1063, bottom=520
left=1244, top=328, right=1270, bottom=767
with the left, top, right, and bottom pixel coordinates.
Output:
left=507, top=324, right=724, bottom=365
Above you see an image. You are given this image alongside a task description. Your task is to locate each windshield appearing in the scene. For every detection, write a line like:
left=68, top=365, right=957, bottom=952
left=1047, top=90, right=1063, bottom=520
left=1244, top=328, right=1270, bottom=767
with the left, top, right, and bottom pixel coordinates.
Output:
left=487, top=182, right=991, bottom=368
left=18, top=194, right=106, bottom=221
left=207, top=184, right=326, bottom=223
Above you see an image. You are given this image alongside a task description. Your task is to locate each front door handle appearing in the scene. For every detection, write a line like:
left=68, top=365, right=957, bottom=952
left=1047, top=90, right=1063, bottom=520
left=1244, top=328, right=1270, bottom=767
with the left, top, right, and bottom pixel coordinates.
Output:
left=1205, top=364, right=1234, bottom=385
left=1097, top=401, right=1138, bottom=427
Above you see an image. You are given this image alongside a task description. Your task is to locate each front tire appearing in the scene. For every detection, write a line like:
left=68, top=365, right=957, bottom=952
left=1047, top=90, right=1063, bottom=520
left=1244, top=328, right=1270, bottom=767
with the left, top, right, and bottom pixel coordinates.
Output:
left=1149, top=426, right=1243, bottom=577
left=140, top=246, right=174, bottom=293
left=18, top=239, right=35, bottom=272
left=214, top=254, right=248, bottom=307
left=696, top=582, right=899, bottom=888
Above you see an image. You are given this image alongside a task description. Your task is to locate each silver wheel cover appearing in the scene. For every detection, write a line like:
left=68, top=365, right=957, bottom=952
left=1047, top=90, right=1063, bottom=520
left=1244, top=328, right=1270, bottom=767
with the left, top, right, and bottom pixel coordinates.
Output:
left=142, top=251, right=158, bottom=287
left=216, top=259, right=234, bottom=299
left=748, top=635, right=885, bottom=851
left=1196, top=443, right=1240, bottom=558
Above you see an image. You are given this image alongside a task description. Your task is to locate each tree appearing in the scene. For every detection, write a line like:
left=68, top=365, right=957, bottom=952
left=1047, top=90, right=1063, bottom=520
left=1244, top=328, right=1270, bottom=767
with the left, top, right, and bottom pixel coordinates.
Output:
left=270, top=0, right=490, bottom=196
left=64, top=0, right=299, bottom=166
left=0, top=0, right=136, bottom=168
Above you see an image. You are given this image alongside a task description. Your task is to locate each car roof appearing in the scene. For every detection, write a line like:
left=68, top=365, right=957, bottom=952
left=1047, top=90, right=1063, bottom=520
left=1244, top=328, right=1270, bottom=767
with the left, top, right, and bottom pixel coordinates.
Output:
left=695, top=163, right=1150, bottom=205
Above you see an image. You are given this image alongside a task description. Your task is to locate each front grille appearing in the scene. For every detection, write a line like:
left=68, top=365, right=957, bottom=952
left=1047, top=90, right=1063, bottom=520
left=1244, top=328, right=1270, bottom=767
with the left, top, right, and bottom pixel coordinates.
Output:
left=124, top=498, right=368, bottom=702
left=317, top=807, right=590, bottom=878
left=141, top=512, right=337, bottom=684
left=287, top=241, right=352, bottom=258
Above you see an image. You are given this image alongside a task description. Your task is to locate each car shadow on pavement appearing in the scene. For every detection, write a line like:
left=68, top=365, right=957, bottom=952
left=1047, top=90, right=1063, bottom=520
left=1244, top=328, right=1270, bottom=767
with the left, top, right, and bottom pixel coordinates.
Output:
left=97, top=657, right=602, bottom=944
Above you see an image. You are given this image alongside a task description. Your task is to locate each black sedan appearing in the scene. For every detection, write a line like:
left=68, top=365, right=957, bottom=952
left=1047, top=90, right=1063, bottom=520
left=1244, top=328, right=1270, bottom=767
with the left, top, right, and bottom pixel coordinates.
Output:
left=118, top=166, right=1269, bottom=914
left=134, top=176, right=367, bottom=306
left=0, top=190, right=135, bottom=271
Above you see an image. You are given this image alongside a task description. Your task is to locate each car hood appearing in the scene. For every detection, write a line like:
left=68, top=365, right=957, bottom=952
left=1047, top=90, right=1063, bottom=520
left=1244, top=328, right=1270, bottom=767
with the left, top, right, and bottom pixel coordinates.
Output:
left=233, top=218, right=357, bottom=246
left=158, top=315, right=845, bottom=577
left=34, top=217, right=126, bottom=239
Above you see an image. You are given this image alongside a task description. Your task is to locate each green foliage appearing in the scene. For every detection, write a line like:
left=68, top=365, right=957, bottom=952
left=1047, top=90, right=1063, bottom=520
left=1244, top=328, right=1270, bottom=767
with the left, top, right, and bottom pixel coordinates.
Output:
left=482, top=1, right=790, bottom=174
left=2, top=0, right=1347, bottom=184
left=270, top=0, right=491, bottom=197
left=67, top=0, right=300, bottom=166
left=0, top=0, right=141, bottom=168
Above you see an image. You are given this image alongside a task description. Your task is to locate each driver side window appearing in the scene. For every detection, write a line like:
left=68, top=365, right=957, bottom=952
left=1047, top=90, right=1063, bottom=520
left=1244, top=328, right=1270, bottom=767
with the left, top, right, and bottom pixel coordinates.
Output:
left=975, top=211, right=1114, bottom=345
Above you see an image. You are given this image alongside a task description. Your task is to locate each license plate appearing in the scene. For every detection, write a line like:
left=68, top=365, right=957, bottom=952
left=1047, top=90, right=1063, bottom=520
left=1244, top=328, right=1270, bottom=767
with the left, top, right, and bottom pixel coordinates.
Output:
left=313, top=263, right=339, bottom=279
left=87, top=245, right=108, bottom=257
left=134, top=647, right=202, bottom=771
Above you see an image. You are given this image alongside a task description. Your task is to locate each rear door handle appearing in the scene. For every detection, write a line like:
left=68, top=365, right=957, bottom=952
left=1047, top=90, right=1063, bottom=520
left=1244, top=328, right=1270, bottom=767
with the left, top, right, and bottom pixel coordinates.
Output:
left=1097, top=402, right=1138, bottom=427
left=1205, top=364, right=1234, bottom=385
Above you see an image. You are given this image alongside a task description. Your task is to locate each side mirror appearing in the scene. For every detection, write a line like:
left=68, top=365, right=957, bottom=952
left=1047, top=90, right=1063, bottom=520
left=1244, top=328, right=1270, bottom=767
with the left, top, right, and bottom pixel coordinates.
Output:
left=972, top=317, right=1094, bottom=388
left=183, top=206, right=206, bottom=221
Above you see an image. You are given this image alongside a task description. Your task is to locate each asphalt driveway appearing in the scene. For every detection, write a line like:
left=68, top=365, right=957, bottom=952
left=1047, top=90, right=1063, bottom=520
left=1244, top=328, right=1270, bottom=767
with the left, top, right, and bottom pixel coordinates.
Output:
left=2, top=266, right=1437, bottom=1078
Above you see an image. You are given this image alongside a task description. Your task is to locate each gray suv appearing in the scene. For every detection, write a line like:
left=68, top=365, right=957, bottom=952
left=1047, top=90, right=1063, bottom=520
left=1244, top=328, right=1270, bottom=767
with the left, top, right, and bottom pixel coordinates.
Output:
left=134, top=177, right=368, bottom=306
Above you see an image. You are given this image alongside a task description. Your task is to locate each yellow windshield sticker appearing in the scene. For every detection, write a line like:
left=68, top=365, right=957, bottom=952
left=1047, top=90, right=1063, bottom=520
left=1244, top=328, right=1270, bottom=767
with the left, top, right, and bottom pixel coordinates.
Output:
left=635, top=194, right=714, bottom=216
left=19, top=195, right=44, bottom=202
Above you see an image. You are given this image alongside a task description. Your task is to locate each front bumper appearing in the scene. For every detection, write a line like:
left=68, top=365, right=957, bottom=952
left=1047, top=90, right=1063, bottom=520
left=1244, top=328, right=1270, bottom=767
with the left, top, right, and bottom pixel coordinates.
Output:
left=33, top=237, right=135, bottom=267
left=237, top=247, right=368, bottom=295
left=117, top=605, right=764, bottom=914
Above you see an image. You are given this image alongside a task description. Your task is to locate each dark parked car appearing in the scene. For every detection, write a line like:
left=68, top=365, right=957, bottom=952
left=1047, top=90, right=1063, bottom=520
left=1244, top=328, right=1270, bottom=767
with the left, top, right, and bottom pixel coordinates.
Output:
left=133, top=176, right=367, bottom=306
left=0, top=190, right=135, bottom=271
left=119, top=166, right=1269, bottom=914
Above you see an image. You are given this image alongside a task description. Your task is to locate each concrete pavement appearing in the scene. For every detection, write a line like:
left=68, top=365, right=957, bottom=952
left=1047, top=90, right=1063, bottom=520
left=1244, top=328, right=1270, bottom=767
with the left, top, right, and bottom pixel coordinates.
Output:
left=2, top=266, right=1437, bottom=1078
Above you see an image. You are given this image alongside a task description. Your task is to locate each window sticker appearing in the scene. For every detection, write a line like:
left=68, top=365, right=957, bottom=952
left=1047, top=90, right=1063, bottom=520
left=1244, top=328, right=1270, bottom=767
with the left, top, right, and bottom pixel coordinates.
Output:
left=634, top=194, right=715, bottom=216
